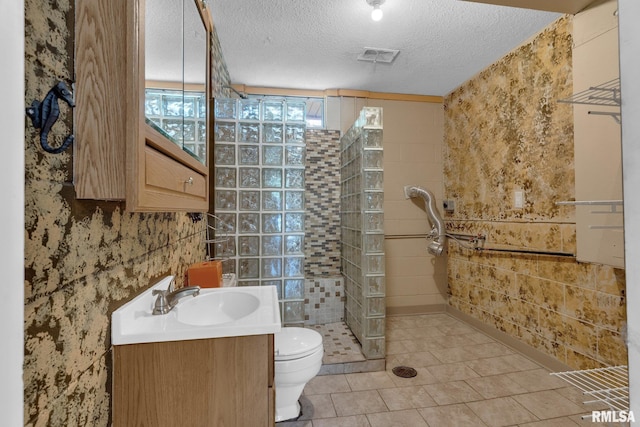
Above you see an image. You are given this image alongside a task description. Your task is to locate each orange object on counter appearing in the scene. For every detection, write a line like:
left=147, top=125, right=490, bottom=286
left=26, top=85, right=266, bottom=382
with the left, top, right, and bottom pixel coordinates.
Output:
left=186, top=260, right=223, bottom=288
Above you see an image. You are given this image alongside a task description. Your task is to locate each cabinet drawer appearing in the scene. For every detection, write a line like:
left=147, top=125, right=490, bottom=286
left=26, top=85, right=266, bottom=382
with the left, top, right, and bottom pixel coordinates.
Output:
left=145, top=146, right=206, bottom=198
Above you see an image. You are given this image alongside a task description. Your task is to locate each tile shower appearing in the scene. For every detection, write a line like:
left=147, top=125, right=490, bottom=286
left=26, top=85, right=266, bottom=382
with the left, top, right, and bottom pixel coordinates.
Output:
left=340, top=107, right=386, bottom=360
left=212, top=102, right=386, bottom=363
left=213, top=98, right=308, bottom=325
left=304, top=129, right=344, bottom=326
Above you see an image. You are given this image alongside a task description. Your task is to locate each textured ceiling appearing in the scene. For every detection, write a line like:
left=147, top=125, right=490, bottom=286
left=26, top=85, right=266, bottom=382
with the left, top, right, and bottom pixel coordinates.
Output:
left=209, top=0, right=562, bottom=96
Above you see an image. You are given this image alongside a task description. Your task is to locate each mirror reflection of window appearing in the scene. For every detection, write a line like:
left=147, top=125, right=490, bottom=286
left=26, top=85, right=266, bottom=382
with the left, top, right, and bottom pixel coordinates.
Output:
left=144, top=0, right=208, bottom=164
left=145, top=88, right=207, bottom=161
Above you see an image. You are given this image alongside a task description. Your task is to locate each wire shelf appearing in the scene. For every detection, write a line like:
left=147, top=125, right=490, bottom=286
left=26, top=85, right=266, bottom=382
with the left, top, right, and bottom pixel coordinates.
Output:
left=558, top=78, right=621, bottom=107
left=551, top=365, right=629, bottom=414
left=558, top=78, right=621, bottom=123
left=202, top=213, right=232, bottom=262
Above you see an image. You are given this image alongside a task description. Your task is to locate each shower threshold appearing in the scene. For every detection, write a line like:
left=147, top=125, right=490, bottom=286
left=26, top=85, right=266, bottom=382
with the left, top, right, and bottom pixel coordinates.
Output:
left=307, top=321, right=385, bottom=375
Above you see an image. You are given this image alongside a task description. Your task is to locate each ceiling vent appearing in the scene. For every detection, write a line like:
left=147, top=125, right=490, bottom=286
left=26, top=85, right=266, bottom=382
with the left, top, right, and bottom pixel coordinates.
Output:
left=357, top=47, right=400, bottom=64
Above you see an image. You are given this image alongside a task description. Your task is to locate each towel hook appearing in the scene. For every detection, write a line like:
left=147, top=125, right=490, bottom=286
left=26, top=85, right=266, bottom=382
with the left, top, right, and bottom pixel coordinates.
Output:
left=26, top=81, right=75, bottom=154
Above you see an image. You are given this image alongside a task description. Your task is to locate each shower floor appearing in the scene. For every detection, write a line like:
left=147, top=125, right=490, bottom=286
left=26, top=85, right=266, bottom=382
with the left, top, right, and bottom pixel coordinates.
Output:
left=308, top=322, right=366, bottom=365
left=307, top=321, right=386, bottom=375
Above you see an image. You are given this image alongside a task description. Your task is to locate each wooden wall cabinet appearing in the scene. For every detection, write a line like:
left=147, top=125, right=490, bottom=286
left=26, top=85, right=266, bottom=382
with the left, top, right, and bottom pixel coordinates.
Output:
left=113, top=334, right=275, bottom=427
left=75, top=0, right=211, bottom=212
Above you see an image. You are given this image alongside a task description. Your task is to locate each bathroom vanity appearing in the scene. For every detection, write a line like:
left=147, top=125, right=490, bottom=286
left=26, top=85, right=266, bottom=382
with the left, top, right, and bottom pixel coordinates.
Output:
left=111, top=277, right=281, bottom=426
left=113, top=334, right=275, bottom=427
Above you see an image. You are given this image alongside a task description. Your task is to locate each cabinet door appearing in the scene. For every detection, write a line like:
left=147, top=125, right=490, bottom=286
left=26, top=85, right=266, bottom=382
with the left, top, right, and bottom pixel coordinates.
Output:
left=75, top=0, right=129, bottom=200
left=572, top=0, right=624, bottom=268
left=74, top=0, right=211, bottom=212
left=113, top=335, right=272, bottom=427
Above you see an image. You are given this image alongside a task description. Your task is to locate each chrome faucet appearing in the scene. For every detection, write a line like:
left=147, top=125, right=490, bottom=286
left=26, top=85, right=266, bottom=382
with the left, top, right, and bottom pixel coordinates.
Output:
left=152, top=279, right=200, bottom=315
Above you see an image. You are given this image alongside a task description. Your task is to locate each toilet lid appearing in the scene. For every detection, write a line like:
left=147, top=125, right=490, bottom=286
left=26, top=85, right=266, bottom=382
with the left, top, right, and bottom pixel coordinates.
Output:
left=275, top=327, right=323, bottom=361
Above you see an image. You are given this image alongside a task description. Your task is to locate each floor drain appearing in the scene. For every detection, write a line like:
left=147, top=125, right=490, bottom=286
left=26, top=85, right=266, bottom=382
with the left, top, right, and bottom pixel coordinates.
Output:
left=392, top=366, right=417, bottom=378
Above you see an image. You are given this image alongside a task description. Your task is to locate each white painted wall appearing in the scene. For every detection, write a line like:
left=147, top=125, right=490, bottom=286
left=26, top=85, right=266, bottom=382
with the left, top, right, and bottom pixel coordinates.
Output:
left=619, top=0, right=640, bottom=415
left=0, top=0, right=25, bottom=424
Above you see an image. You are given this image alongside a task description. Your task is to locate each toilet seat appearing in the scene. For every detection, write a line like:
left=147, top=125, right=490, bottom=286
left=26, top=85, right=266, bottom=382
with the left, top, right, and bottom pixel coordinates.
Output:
left=275, top=327, right=323, bottom=361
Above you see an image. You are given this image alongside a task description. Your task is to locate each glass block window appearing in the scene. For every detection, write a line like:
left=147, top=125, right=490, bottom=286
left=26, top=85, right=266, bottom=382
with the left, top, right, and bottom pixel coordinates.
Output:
left=305, top=98, right=324, bottom=129
left=214, top=98, right=306, bottom=325
left=246, top=95, right=324, bottom=129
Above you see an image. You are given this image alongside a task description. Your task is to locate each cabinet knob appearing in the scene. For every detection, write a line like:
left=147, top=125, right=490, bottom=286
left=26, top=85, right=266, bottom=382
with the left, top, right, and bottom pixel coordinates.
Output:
left=185, top=177, right=194, bottom=185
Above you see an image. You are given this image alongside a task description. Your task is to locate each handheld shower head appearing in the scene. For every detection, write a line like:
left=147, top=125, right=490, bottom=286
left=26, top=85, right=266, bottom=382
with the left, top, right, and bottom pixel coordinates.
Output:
left=427, top=240, right=444, bottom=256
left=405, top=185, right=447, bottom=256
left=403, top=185, right=414, bottom=199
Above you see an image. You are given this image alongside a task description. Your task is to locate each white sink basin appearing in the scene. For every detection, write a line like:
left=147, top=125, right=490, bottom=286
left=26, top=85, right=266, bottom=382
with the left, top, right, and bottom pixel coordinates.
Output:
left=175, top=291, right=260, bottom=326
left=112, top=276, right=281, bottom=345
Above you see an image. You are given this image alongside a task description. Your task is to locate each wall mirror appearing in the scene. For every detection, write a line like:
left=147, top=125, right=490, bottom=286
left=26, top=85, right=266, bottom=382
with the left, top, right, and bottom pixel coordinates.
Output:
left=144, top=0, right=208, bottom=164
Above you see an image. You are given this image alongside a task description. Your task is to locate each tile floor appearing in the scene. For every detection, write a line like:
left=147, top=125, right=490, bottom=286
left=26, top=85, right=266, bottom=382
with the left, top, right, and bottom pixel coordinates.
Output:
left=279, top=313, right=626, bottom=427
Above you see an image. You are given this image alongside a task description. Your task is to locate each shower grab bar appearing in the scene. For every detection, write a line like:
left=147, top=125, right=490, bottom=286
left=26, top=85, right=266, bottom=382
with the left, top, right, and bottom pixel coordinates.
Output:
left=474, top=247, right=576, bottom=257
left=446, top=232, right=574, bottom=257
left=384, top=234, right=429, bottom=239
left=556, top=200, right=622, bottom=206
left=385, top=232, right=575, bottom=257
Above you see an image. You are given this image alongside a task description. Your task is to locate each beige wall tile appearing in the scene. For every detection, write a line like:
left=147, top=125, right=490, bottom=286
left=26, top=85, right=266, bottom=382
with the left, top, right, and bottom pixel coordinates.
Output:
left=596, top=327, right=628, bottom=366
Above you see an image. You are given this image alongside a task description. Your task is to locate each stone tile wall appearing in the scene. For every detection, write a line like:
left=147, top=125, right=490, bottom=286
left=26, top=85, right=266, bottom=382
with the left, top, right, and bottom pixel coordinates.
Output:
left=444, top=16, right=627, bottom=370
left=305, top=278, right=345, bottom=325
left=304, top=129, right=344, bottom=324
left=23, top=2, right=230, bottom=425
left=305, top=129, right=342, bottom=277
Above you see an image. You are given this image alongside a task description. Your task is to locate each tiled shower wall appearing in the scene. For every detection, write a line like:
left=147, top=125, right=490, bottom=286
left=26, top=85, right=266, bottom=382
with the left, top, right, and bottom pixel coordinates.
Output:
left=214, top=123, right=345, bottom=326
left=305, top=129, right=344, bottom=325
left=444, top=16, right=627, bottom=370
left=23, top=2, right=230, bottom=425
left=341, top=107, right=386, bottom=359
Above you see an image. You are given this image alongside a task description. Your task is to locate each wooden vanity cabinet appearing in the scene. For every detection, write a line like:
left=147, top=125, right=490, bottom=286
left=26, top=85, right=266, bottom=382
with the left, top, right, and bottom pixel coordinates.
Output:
left=74, top=0, right=211, bottom=212
left=113, top=334, right=275, bottom=427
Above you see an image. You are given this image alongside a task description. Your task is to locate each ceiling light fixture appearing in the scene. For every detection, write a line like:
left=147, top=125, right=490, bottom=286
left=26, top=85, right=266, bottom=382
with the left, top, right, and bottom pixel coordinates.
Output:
left=366, top=0, right=385, bottom=21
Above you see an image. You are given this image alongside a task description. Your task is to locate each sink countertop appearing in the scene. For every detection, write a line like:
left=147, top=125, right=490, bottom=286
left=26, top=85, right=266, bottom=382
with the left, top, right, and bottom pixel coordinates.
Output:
left=112, top=276, right=282, bottom=345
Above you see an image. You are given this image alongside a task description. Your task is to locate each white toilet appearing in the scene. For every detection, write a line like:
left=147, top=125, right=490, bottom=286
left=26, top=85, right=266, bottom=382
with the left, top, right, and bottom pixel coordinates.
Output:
left=274, top=327, right=324, bottom=422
